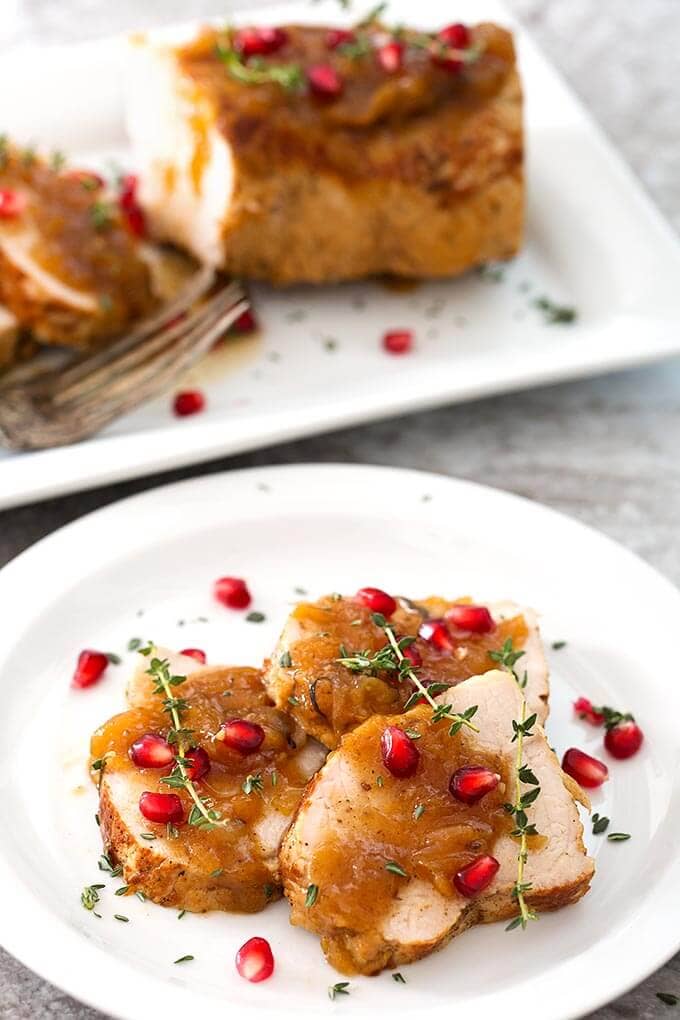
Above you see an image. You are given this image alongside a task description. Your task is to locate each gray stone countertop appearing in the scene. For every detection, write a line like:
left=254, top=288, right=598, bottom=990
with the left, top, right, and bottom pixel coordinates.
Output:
left=1, top=1, right=680, bottom=1017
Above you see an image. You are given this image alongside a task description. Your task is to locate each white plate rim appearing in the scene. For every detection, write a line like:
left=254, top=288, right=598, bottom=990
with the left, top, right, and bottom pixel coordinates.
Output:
left=0, top=462, right=680, bottom=1019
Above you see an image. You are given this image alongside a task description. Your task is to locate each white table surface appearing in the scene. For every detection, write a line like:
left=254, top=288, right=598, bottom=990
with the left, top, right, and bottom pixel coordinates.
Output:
left=1, top=1, right=679, bottom=1017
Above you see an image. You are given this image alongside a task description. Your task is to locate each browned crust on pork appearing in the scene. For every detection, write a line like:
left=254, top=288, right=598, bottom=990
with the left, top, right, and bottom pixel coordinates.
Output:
left=309, top=867, right=593, bottom=976
left=218, top=62, right=522, bottom=284
left=98, top=775, right=281, bottom=914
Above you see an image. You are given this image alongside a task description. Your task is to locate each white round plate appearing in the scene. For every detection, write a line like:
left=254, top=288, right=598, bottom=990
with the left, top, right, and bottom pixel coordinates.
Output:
left=0, top=464, right=679, bottom=1020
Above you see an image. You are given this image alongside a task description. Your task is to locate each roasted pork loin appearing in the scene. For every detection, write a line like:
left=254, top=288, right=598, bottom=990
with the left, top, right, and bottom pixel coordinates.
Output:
left=127, top=20, right=523, bottom=283
left=0, top=143, right=156, bottom=352
left=265, top=594, right=548, bottom=748
left=91, top=649, right=326, bottom=913
left=280, top=669, right=593, bottom=975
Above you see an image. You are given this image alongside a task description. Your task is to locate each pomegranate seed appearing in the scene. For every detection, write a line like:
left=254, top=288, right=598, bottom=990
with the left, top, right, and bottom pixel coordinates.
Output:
left=139, top=791, right=184, bottom=824
left=72, top=649, right=109, bottom=689
left=419, top=618, right=454, bottom=652
left=229, top=308, right=257, bottom=335
left=236, top=936, right=274, bottom=983
left=65, top=169, right=105, bottom=190
left=454, top=854, right=500, bottom=898
left=234, top=27, right=288, bottom=57
left=382, top=329, right=413, bottom=355
left=118, top=173, right=138, bottom=208
left=573, top=697, right=605, bottom=726
left=449, top=764, right=500, bottom=805
left=307, top=64, right=344, bottom=99
left=184, top=746, right=211, bottom=780
left=604, top=720, right=644, bottom=760
left=123, top=204, right=146, bottom=238
left=118, top=173, right=146, bottom=238
left=356, top=586, right=397, bottom=617
left=432, top=52, right=463, bottom=73
left=431, top=24, right=470, bottom=74
left=219, top=718, right=266, bottom=754
left=214, top=576, right=252, bottom=610
left=562, top=748, right=609, bottom=788
left=180, top=647, right=207, bottom=664
left=129, top=733, right=175, bottom=769
left=326, top=28, right=355, bottom=49
left=445, top=603, right=495, bottom=634
left=377, top=41, right=404, bottom=73
left=380, top=725, right=420, bottom=778
left=438, top=23, right=471, bottom=49
left=403, top=643, right=422, bottom=668
left=0, top=189, right=27, bottom=218
left=173, top=390, right=205, bottom=417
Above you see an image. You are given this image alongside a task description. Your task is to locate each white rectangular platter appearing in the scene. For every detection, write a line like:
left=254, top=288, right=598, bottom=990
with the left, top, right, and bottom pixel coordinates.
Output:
left=1, top=0, right=679, bottom=510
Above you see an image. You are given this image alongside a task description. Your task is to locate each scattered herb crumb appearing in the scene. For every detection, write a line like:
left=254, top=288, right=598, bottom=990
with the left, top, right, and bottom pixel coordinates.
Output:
left=106, top=652, right=121, bottom=665
left=279, top=651, right=292, bottom=668
left=246, top=611, right=266, bottom=623
left=242, top=772, right=264, bottom=796
left=592, top=813, right=609, bottom=835
left=174, top=955, right=194, bottom=964
left=376, top=775, right=384, bottom=787
left=477, top=262, right=505, bottom=283
left=127, top=637, right=142, bottom=651
left=136, top=891, right=146, bottom=902
left=177, top=909, right=186, bottom=920
left=328, top=982, right=350, bottom=1000
left=385, top=860, right=408, bottom=878
left=288, top=695, right=301, bottom=706
left=607, top=832, right=631, bottom=842
left=413, top=804, right=425, bottom=821
left=81, top=884, right=105, bottom=911
left=140, top=833, right=157, bottom=841
left=657, top=993, right=679, bottom=1006
left=98, top=854, right=123, bottom=877
left=294, top=586, right=308, bottom=595
left=210, top=868, right=223, bottom=878
left=114, top=886, right=129, bottom=897
left=392, top=972, right=406, bottom=984
left=534, top=296, right=577, bottom=324
left=551, top=640, right=567, bottom=650
left=305, top=883, right=319, bottom=908
left=114, top=914, right=129, bottom=923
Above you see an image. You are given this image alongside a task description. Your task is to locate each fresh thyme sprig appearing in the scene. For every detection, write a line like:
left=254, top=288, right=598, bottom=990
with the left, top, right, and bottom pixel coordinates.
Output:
left=140, top=644, right=230, bottom=831
left=489, top=637, right=527, bottom=689
left=216, top=43, right=305, bottom=92
left=337, top=613, right=478, bottom=734
left=505, top=700, right=540, bottom=931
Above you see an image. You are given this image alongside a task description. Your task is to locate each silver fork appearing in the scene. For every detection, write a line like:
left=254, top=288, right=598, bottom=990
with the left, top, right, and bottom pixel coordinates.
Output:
left=0, top=269, right=248, bottom=450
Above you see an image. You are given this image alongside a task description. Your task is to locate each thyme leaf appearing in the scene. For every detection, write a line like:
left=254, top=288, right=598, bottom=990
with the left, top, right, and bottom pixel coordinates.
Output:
left=81, top=884, right=105, bottom=911
left=217, top=44, right=304, bottom=92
